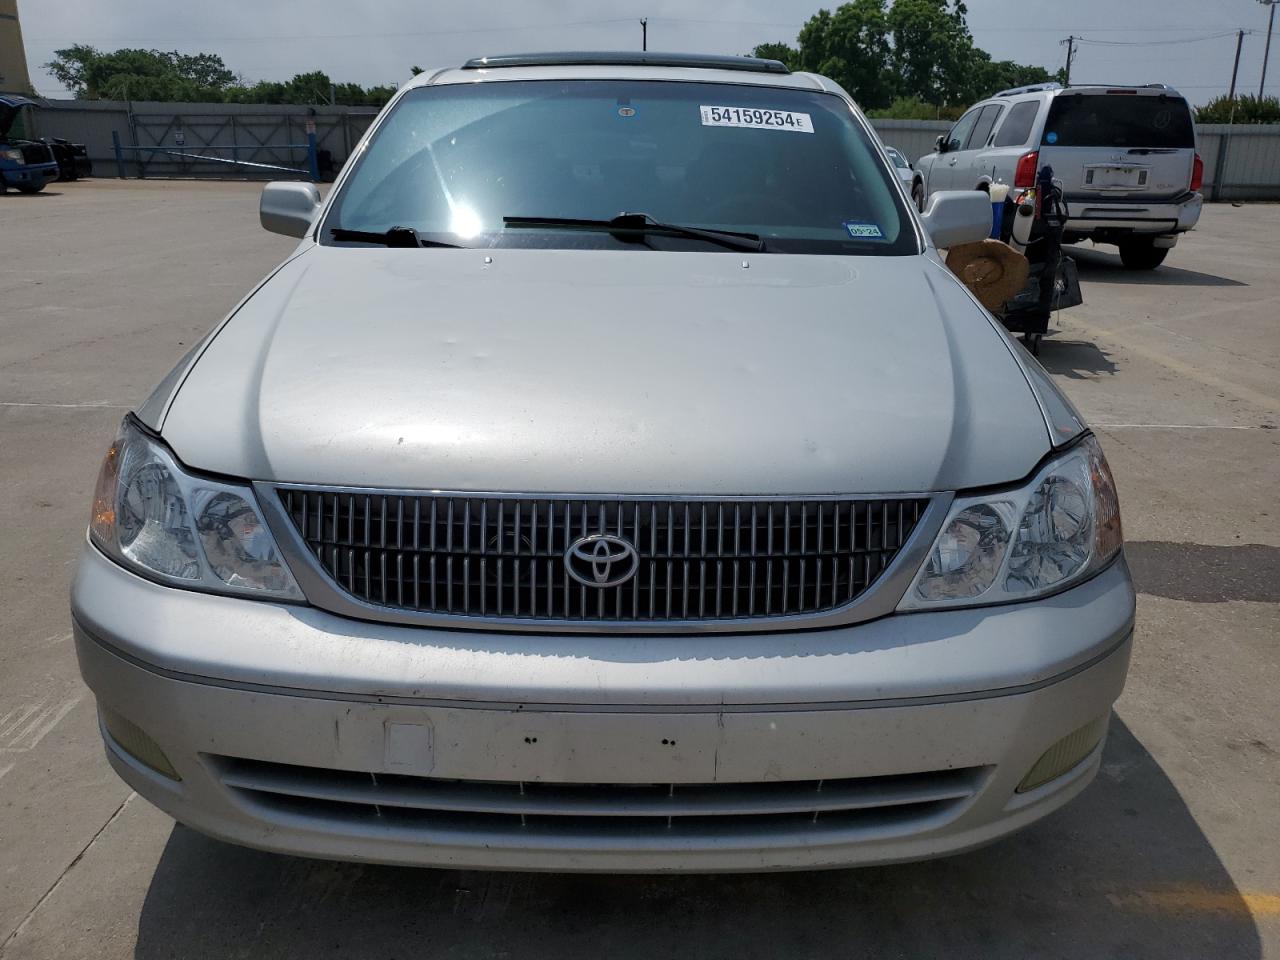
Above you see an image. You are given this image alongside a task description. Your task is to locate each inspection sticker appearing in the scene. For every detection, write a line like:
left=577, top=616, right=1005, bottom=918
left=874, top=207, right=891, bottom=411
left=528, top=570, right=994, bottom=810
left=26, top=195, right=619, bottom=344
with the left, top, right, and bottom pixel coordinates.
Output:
left=700, top=105, right=814, bottom=133
left=844, top=221, right=885, bottom=239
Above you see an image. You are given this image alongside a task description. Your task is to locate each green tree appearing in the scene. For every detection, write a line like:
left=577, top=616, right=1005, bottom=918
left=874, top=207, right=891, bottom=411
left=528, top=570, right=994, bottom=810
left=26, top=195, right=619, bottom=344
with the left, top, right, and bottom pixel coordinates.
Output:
left=44, top=45, right=397, bottom=106
left=750, top=42, right=800, bottom=69
left=753, top=2, right=1056, bottom=114
left=44, top=45, right=235, bottom=100
left=885, top=0, right=974, bottom=104
left=791, top=1, right=896, bottom=109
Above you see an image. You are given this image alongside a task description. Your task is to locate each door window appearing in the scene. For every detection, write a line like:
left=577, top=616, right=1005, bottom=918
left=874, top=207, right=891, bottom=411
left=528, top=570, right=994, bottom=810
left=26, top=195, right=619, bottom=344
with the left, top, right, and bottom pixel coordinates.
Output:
left=945, top=109, right=980, bottom=152
left=966, top=105, right=1005, bottom=150
left=992, top=100, right=1041, bottom=147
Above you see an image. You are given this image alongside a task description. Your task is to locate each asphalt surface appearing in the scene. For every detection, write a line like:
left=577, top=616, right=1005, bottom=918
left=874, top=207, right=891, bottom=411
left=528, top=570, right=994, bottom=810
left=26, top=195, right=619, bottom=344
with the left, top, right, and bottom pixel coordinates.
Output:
left=1, top=180, right=1277, bottom=959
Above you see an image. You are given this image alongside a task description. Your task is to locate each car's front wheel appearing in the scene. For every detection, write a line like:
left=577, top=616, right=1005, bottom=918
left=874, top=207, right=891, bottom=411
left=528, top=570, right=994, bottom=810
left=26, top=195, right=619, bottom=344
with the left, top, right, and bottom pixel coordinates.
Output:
left=912, top=181, right=926, bottom=213
left=1118, top=237, right=1168, bottom=270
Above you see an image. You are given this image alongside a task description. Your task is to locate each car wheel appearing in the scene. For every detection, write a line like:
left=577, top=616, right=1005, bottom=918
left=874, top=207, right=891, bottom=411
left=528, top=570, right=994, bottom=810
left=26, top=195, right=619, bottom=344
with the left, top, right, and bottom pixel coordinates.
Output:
left=1118, top=238, right=1168, bottom=270
left=16, top=182, right=46, bottom=194
left=912, top=181, right=926, bottom=213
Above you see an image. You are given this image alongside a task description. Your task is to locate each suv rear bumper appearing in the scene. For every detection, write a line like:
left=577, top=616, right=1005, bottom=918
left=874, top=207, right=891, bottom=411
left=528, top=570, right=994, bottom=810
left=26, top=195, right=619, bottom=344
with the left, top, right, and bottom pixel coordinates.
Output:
left=1063, top=192, right=1201, bottom=238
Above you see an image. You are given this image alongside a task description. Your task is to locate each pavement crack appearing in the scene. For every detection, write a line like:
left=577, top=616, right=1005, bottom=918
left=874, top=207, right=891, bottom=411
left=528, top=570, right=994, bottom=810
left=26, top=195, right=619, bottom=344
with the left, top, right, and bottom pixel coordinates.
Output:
left=0, top=792, right=136, bottom=957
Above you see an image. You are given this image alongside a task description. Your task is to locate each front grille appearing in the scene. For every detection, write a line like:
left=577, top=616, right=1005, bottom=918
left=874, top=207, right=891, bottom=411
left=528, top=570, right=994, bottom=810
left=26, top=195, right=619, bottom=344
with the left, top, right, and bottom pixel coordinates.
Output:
left=277, top=490, right=929, bottom=623
left=19, top=143, right=53, bottom=165
left=214, top=756, right=984, bottom=839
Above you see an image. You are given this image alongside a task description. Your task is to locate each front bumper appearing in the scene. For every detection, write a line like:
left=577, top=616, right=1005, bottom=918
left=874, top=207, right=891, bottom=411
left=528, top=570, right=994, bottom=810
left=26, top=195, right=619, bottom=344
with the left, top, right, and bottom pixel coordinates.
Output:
left=72, top=544, right=1135, bottom=872
left=1, top=161, right=59, bottom=187
left=1063, top=192, right=1202, bottom=237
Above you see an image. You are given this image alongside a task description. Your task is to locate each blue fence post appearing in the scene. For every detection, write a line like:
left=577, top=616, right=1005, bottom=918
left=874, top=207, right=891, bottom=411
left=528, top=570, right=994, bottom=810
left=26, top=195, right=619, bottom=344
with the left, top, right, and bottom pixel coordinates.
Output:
left=306, top=131, right=320, bottom=182
left=111, top=131, right=126, bottom=179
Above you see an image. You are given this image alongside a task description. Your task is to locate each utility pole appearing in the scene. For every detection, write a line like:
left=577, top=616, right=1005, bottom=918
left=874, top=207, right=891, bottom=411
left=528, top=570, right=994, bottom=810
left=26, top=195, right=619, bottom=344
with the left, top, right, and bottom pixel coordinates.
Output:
left=1230, top=28, right=1245, bottom=100
left=640, top=18, right=648, bottom=51
left=1061, top=35, right=1077, bottom=85
left=1218, top=29, right=1247, bottom=202
left=1261, top=0, right=1277, bottom=98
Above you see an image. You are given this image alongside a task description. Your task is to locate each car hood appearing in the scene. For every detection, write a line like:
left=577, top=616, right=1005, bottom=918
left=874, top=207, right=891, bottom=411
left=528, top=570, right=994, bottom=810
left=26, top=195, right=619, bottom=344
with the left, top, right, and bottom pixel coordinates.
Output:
left=159, top=247, right=1055, bottom=494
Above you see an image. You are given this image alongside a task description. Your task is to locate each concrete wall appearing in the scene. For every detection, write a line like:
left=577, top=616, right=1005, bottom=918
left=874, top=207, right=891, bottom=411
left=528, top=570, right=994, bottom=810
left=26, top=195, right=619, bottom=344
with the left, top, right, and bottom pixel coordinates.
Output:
left=23, top=99, right=1280, bottom=200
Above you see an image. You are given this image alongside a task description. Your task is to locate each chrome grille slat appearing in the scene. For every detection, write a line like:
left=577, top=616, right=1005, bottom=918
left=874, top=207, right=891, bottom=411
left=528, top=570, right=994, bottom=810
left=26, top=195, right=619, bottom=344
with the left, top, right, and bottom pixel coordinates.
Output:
left=278, top=490, right=929, bottom=625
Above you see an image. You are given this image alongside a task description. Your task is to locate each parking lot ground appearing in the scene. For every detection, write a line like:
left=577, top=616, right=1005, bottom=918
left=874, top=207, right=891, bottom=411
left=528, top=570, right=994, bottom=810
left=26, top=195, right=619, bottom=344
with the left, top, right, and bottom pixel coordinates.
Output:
left=1, top=180, right=1277, bottom=959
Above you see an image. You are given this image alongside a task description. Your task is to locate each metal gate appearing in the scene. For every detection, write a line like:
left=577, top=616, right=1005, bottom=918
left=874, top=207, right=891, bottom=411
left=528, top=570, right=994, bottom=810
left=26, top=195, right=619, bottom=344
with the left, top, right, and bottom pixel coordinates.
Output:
left=111, top=109, right=376, bottom=180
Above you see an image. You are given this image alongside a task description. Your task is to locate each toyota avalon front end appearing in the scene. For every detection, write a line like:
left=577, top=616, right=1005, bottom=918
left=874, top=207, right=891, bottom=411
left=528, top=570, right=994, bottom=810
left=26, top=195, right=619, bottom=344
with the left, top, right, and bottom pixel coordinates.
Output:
left=71, top=52, right=1134, bottom=872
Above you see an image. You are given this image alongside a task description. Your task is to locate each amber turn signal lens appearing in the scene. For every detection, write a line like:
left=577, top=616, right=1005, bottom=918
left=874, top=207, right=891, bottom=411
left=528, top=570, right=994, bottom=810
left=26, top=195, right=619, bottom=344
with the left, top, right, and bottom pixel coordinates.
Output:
left=1017, top=715, right=1109, bottom=793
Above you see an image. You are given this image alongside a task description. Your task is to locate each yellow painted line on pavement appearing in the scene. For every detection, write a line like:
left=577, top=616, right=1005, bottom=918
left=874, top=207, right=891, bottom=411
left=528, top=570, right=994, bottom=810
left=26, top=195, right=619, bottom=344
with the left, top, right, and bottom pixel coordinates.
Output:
left=1067, top=315, right=1280, bottom=415
left=1108, top=889, right=1280, bottom=919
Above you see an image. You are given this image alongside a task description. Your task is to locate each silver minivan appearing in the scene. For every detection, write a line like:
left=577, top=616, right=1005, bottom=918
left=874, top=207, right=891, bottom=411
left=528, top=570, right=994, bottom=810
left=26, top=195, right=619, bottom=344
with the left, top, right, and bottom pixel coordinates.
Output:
left=72, top=52, right=1135, bottom=872
left=914, top=82, right=1202, bottom=269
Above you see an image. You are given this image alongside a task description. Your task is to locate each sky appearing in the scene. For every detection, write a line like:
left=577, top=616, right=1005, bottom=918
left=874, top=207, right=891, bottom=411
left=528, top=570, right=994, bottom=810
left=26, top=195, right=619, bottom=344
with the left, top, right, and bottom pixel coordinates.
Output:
left=18, top=0, right=1280, bottom=106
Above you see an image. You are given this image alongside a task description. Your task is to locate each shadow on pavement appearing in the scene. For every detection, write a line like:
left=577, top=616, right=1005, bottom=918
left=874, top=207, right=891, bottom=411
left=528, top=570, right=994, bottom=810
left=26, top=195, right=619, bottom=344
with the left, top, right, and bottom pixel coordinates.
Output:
left=133, top=719, right=1260, bottom=960
left=1069, top=246, right=1246, bottom=287
left=1126, top=541, right=1280, bottom=603
left=1037, top=338, right=1119, bottom=379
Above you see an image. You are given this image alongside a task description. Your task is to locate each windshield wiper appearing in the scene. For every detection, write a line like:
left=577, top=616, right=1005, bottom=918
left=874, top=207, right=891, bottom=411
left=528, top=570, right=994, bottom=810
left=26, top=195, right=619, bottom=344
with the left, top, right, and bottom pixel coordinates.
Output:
left=502, top=213, right=765, bottom=252
left=329, top=226, right=461, bottom=249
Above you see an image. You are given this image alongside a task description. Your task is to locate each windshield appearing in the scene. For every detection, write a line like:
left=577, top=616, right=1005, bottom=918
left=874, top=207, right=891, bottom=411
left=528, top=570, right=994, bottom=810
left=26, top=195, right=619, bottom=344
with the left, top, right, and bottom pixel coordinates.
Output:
left=1042, top=94, right=1195, bottom=149
left=323, top=79, right=917, bottom=255
left=885, top=147, right=909, bottom=169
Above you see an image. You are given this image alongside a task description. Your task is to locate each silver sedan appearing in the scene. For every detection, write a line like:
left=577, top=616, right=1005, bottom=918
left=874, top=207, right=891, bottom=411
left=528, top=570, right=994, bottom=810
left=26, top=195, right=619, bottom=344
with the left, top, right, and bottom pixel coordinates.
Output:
left=72, top=52, right=1134, bottom=872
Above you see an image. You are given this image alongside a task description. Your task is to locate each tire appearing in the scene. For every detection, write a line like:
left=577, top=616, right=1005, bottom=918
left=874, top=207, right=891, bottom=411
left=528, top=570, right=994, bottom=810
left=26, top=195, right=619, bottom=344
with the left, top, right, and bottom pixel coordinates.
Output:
left=912, top=181, right=926, bottom=213
left=17, top=181, right=46, bottom=194
left=1118, top=238, right=1168, bottom=270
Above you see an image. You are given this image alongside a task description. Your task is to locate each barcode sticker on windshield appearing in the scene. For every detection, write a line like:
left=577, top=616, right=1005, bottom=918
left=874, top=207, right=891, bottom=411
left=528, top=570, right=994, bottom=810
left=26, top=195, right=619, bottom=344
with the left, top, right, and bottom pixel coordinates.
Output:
left=700, top=106, right=814, bottom=133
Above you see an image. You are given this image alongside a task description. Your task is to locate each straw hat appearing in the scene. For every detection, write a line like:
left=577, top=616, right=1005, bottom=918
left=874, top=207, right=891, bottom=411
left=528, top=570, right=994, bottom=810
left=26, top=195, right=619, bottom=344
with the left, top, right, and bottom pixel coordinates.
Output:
left=945, top=240, right=1030, bottom=311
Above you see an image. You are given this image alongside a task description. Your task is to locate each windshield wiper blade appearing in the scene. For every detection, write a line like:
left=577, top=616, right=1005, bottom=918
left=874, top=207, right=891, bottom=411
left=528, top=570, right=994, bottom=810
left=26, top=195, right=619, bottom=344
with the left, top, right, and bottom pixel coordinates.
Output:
left=502, top=213, right=765, bottom=252
left=329, top=226, right=461, bottom=249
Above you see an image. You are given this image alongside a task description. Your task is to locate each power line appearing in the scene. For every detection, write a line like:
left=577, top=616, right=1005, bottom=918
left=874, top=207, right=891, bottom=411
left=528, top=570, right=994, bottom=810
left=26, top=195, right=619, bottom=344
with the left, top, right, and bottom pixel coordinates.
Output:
left=1075, top=30, right=1252, bottom=47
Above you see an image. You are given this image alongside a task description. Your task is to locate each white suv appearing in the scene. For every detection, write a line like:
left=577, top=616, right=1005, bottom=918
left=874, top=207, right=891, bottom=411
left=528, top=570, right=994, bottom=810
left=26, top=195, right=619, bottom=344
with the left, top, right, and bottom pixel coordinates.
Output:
left=913, top=82, right=1203, bottom=269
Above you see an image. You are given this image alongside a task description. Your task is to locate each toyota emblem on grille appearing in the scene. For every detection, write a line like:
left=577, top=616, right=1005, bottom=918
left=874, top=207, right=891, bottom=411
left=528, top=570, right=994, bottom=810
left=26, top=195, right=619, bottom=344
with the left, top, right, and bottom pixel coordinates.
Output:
left=564, top=534, right=640, bottom=588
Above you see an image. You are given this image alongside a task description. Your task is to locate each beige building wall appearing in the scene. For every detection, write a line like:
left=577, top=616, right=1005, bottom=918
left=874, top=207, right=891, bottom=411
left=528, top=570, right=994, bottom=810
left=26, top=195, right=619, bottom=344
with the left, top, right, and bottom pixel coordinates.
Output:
left=0, top=0, right=33, bottom=94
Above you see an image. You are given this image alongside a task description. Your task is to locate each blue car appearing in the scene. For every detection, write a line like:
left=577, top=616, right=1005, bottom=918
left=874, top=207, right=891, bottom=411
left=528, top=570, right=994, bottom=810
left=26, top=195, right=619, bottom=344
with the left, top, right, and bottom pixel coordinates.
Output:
left=1, top=95, right=60, bottom=194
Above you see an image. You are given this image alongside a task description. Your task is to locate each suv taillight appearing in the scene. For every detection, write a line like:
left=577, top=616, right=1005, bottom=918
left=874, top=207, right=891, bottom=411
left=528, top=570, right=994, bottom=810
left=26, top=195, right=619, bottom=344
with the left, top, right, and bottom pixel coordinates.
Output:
left=1014, top=151, right=1039, bottom=189
left=1191, top=153, right=1204, bottom=192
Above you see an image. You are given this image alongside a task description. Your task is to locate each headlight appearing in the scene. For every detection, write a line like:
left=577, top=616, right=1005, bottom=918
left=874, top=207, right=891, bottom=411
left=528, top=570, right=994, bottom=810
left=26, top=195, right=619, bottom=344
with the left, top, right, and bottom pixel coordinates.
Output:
left=89, top=418, right=303, bottom=600
left=1, top=148, right=23, bottom=162
left=900, top=435, right=1121, bottom=610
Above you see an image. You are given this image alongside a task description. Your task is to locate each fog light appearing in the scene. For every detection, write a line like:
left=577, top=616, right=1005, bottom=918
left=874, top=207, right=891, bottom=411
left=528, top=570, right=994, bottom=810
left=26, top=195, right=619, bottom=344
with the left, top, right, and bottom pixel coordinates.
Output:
left=100, top=707, right=181, bottom=780
left=1017, top=715, right=1109, bottom=793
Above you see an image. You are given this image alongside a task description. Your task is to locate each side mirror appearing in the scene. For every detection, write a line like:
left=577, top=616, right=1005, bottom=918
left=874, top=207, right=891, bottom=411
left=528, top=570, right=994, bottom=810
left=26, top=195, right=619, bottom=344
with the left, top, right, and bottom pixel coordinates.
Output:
left=260, top=181, right=322, bottom=238
left=935, top=134, right=948, bottom=154
left=920, top=190, right=993, bottom=248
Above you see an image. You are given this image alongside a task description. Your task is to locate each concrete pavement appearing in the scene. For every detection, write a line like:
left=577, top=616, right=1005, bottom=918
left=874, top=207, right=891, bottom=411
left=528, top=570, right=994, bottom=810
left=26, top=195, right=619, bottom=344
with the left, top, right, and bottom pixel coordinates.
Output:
left=1, top=180, right=1276, bottom=959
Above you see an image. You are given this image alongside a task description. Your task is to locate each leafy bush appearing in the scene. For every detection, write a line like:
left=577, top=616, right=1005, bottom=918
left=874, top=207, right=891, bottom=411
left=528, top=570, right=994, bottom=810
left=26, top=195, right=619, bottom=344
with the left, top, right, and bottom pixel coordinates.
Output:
left=865, top=97, right=964, bottom=120
left=1195, top=94, right=1280, bottom=124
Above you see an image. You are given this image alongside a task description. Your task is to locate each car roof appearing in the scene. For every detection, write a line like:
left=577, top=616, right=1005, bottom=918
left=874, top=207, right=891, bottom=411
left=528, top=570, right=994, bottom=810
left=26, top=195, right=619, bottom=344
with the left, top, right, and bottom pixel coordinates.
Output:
left=409, top=52, right=836, bottom=93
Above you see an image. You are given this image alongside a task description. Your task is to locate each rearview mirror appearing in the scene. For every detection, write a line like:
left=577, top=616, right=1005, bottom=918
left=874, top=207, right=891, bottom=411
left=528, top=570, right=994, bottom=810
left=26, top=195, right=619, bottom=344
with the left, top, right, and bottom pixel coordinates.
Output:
left=260, top=181, right=322, bottom=238
left=919, top=191, right=993, bottom=248
left=934, top=134, right=947, bottom=154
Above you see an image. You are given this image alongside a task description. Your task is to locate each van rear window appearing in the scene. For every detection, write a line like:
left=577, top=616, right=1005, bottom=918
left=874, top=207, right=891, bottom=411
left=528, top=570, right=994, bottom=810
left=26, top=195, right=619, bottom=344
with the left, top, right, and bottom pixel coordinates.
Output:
left=1042, top=94, right=1194, bottom=148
